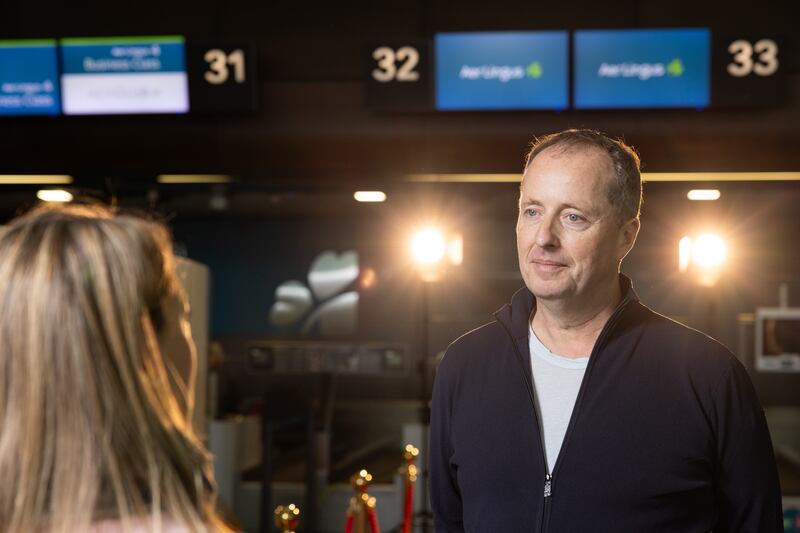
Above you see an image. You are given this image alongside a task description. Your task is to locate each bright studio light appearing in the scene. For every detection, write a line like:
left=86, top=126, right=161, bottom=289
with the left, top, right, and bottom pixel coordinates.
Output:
left=692, top=234, right=727, bottom=268
left=678, top=233, right=728, bottom=287
left=447, top=233, right=464, bottom=266
left=411, top=228, right=446, bottom=265
left=679, top=233, right=727, bottom=270
left=36, top=189, right=73, bottom=203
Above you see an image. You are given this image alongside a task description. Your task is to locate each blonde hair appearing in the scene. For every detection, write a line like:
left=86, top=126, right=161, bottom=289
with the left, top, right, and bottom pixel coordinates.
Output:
left=0, top=204, right=231, bottom=532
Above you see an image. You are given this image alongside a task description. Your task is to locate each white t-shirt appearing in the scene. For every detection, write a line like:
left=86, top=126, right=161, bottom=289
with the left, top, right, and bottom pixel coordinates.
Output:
left=528, top=326, right=589, bottom=474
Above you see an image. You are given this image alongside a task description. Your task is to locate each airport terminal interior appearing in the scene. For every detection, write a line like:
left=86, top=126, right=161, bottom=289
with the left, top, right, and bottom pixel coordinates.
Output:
left=1, top=0, right=799, bottom=531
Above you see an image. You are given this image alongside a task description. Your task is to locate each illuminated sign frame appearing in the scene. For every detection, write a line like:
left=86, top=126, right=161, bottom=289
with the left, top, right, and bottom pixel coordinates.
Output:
left=434, top=31, right=569, bottom=111
left=573, top=28, right=711, bottom=109
left=60, top=35, right=190, bottom=115
left=0, top=39, right=61, bottom=116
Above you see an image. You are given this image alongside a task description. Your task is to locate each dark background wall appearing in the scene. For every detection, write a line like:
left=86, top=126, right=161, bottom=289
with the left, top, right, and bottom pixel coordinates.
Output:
left=1, top=0, right=798, bottom=183
left=1, top=0, right=799, bottom=404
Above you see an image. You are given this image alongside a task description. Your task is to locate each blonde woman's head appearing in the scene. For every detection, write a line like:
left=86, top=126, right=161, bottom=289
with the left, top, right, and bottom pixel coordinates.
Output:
left=0, top=203, right=229, bottom=532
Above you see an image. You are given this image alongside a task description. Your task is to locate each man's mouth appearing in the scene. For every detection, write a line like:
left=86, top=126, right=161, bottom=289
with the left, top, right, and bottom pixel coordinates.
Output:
left=531, top=259, right=566, bottom=267
left=531, top=258, right=567, bottom=272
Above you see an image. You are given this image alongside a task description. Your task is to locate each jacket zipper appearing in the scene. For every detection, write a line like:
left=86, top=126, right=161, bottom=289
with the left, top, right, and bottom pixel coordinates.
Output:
left=497, top=318, right=550, bottom=533
left=497, top=297, right=634, bottom=533
left=542, top=473, right=553, bottom=532
left=548, top=299, right=632, bottom=484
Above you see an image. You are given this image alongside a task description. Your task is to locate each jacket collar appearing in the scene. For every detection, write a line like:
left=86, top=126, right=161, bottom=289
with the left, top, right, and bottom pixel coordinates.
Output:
left=494, top=273, right=640, bottom=340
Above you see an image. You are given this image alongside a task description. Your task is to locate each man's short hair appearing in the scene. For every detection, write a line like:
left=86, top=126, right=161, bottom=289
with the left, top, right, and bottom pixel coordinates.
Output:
left=524, top=129, right=642, bottom=222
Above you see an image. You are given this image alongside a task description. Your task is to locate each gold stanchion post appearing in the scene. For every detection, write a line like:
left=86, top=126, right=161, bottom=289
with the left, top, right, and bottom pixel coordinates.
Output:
left=399, top=444, right=419, bottom=533
left=274, top=503, right=300, bottom=533
left=346, top=469, right=379, bottom=533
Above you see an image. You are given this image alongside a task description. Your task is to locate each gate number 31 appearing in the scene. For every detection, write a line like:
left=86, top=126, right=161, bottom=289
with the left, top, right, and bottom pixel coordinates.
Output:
left=204, top=49, right=246, bottom=85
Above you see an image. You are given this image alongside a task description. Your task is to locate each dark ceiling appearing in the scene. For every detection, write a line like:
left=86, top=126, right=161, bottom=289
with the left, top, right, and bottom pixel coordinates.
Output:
left=0, top=0, right=798, bottom=216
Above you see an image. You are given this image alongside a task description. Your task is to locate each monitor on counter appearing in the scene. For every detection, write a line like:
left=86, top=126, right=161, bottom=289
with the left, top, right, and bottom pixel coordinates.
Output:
left=755, top=307, right=800, bottom=373
left=573, top=28, right=710, bottom=109
left=435, top=31, right=569, bottom=111
left=0, top=39, right=61, bottom=116
left=60, top=35, right=189, bottom=115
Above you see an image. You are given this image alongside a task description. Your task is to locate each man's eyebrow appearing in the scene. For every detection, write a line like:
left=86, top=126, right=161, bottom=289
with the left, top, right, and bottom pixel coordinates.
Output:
left=519, top=198, right=543, bottom=206
left=561, top=202, right=590, bottom=212
left=519, top=199, right=591, bottom=212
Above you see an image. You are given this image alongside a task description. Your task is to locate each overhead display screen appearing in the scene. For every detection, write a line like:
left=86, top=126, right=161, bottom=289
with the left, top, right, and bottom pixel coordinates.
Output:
left=574, top=28, right=710, bottom=109
left=60, top=36, right=189, bottom=115
left=435, top=31, right=569, bottom=111
left=0, top=40, right=61, bottom=116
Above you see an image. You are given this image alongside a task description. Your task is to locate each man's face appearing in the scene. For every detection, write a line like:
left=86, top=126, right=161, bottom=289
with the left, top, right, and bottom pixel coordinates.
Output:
left=516, top=146, right=638, bottom=304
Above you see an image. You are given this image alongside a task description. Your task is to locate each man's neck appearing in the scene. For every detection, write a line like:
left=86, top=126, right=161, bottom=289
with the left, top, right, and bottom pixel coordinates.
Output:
left=531, top=277, right=622, bottom=358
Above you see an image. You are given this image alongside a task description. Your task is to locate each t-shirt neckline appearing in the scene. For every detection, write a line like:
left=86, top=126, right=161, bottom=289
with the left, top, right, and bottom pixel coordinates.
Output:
left=529, top=326, right=590, bottom=369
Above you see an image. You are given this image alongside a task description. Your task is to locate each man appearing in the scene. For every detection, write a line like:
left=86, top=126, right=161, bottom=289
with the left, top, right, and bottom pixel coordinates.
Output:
left=429, top=129, right=782, bottom=532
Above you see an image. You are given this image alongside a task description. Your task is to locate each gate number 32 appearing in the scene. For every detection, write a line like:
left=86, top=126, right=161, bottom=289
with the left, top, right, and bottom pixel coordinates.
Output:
left=727, top=39, right=779, bottom=77
left=372, top=46, right=420, bottom=82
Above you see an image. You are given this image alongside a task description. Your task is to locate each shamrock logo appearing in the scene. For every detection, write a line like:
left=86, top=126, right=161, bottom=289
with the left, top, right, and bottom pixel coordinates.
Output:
left=268, top=250, right=360, bottom=338
left=666, top=58, right=684, bottom=77
left=526, top=61, right=543, bottom=79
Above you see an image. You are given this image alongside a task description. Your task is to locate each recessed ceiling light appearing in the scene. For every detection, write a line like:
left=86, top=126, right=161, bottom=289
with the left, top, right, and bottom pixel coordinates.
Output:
left=0, top=175, right=73, bottom=185
left=157, top=174, right=233, bottom=184
left=405, top=172, right=800, bottom=183
left=36, top=189, right=73, bottom=203
left=687, top=189, right=721, bottom=201
left=354, top=191, right=387, bottom=202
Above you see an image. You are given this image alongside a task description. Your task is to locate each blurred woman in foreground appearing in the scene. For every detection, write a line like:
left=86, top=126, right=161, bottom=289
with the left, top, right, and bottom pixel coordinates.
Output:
left=0, top=204, right=232, bottom=532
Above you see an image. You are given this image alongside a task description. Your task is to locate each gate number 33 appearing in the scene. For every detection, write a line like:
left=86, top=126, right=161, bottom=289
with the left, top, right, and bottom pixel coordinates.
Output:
left=372, top=46, right=420, bottom=82
left=727, top=39, right=779, bottom=77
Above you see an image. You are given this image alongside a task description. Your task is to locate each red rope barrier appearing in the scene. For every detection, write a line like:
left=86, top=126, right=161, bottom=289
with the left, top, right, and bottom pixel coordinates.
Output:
left=367, top=506, right=381, bottom=533
left=402, top=482, right=413, bottom=533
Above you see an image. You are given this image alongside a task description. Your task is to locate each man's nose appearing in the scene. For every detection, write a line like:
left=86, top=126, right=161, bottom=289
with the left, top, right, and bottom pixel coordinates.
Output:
left=535, top=215, right=559, bottom=248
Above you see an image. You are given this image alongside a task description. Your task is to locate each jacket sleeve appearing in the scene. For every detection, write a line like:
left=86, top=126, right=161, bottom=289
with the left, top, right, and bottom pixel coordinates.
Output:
left=710, top=356, right=783, bottom=532
left=429, top=349, right=465, bottom=532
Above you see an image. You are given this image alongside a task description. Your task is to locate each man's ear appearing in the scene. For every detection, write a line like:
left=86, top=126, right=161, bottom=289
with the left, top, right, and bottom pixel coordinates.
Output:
left=618, top=217, right=640, bottom=262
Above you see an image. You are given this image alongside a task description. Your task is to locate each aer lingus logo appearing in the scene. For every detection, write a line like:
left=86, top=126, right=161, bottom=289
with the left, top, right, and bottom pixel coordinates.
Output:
left=526, top=61, right=543, bottom=79
left=598, top=58, right=685, bottom=80
left=459, top=60, right=545, bottom=82
left=268, top=250, right=359, bottom=338
left=666, top=58, right=684, bottom=77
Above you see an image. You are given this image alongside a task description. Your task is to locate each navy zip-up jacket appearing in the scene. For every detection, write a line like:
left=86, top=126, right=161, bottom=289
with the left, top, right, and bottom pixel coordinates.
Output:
left=430, top=277, right=783, bottom=532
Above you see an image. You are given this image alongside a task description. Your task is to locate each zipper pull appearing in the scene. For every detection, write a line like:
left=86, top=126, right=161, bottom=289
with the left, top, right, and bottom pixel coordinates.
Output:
left=543, top=474, right=552, bottom=498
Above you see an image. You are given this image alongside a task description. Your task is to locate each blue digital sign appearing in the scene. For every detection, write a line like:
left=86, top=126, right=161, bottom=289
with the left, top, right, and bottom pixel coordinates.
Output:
left=435, top=31, right=569, bottom=111
left=0, top=40, right=60, bottom=116
left=60, top=36, right=189, bottom=115
left=574, top=28, right=710, bottom=109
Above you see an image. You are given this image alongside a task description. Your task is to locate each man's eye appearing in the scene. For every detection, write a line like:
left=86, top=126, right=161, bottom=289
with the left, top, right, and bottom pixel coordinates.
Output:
left=566, top=213, right=584, bottom=222
left=525, top=208, right=539, bottom=217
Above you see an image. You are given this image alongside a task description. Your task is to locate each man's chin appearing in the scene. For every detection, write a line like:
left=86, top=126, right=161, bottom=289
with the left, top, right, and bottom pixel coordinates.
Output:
left=525, top=278, right=571, bottom=301
left=531, top=289, right=570, bottom=301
